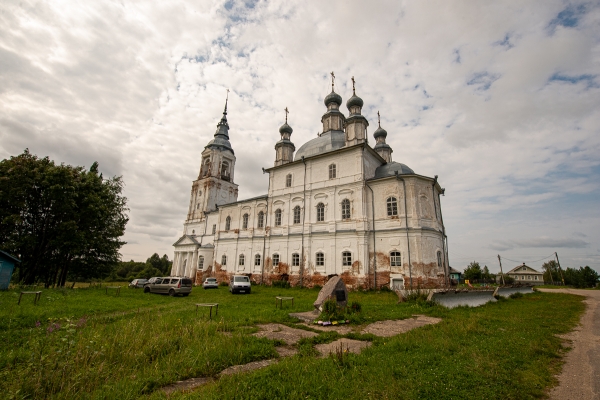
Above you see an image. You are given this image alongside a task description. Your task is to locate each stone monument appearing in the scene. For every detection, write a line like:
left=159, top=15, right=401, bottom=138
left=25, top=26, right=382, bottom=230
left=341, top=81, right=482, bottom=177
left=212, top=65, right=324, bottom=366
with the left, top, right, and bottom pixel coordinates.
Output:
left=313, top=275, right=348, bottom=311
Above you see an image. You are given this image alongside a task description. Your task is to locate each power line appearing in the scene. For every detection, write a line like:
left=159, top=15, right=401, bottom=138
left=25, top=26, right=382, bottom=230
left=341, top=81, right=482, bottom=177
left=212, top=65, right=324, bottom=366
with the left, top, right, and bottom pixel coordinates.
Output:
left=497, top=253, right=556, bottom=264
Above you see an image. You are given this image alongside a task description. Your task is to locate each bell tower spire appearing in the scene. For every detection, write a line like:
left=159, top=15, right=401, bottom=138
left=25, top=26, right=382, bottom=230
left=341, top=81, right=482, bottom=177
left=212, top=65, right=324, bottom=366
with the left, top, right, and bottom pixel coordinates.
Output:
left=274, top=107, right=295, bottom=166
left=344, top=76, right=368, bottom=146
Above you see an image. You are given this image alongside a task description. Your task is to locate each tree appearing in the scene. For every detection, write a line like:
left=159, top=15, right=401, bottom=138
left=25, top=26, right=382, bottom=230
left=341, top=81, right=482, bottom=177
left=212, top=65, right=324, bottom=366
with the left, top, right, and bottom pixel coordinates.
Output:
left=563, top=266, right=599, bottom=288
left=463, top=261, right=482, bottom=281
left=0, top=150, right=128, bottom=287
left=542, top=260, right=561, bottom=284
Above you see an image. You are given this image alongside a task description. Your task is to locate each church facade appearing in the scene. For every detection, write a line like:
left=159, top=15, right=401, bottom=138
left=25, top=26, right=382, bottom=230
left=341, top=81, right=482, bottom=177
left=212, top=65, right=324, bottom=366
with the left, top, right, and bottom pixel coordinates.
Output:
left=171, top=79, right=449, bottom=289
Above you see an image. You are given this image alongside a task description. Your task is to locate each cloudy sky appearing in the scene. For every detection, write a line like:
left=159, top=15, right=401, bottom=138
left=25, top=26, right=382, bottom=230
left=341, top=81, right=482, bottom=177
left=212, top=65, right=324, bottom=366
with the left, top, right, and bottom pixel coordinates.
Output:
left=1, top=0, right=599, bottom=273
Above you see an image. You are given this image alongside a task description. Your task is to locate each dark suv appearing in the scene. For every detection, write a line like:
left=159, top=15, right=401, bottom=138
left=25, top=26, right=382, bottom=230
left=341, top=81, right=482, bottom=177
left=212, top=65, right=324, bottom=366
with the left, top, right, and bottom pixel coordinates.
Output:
left=143, top=277, right=192, bottom=297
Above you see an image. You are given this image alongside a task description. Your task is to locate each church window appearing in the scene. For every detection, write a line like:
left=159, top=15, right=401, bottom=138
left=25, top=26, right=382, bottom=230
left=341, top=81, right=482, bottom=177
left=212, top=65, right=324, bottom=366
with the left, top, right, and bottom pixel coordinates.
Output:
left=275, top=209, right=282, bottom=226
left=286, top=174, right=292, bottom=187
left=293, top=206, right=301, bottom=224
left=225, top=216, right=231, bottom=231
left=437, top=251, right=443, bottom=268
left=255, top=254, right=261, bottom=266
left=242, top=213, right=249, bottom=229
left=198, top=256, right=204, bottom=269
left=257, top=211, right=265, bottom=228
left=212, top=224, right=216, bottom=234
left=197, top=203, right=200, bottom=209
left=341, top=199, right=351, bottom=220
left=221, top=255, right=227, bottom=266
left=316, top=203, right=325, bottom=222
left=316, top=252, right=324, bottom=266
left=342, top=251, right=352, bottom=267
left=239, top=254, right=245, bottom=266
left=292, top=253, right=300, bottom=267
left=387, top=197, right=398, bottom=216
left=221, top=161, right=230, bottom=181
left=390, top=251, right=401, bottom=267
left=273, top=254, right=279, bottom=266
left=329, top=164, right=336, bottom=179
left=202, top=158, right=210, bottom=177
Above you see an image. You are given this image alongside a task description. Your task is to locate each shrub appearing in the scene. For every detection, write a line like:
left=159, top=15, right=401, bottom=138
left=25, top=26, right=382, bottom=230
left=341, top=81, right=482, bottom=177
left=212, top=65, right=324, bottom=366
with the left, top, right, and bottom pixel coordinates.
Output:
left=219, top=281, right=228, bottom=287
left=349, top=301, right=362, bottom=313
left=509, top=292, right=523, bottom=299
left=272, top=280, right=290, bottom=288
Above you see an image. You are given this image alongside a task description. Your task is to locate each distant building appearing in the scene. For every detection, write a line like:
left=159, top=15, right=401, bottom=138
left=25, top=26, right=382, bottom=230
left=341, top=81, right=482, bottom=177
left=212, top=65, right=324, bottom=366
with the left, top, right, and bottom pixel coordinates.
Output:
left=172, top=77, right=449, bottom=289
left=449, top=267, right=462, bottom=282
left=506, top=263, right=544, bottom=285
left=0, top=250, right=20, bottom=290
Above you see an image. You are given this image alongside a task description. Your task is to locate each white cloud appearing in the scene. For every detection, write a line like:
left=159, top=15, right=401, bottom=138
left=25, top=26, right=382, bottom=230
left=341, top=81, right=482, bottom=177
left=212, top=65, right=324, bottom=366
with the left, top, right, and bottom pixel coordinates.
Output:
left=1, top=0, right=599, bottom=272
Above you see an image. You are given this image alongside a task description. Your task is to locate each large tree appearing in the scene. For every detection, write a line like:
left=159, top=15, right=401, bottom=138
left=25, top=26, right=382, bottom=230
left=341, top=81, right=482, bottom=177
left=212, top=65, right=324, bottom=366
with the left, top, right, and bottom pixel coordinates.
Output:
left=0, top=150, right=128, bottom=287
left=463, top=261, right=482, bottom=281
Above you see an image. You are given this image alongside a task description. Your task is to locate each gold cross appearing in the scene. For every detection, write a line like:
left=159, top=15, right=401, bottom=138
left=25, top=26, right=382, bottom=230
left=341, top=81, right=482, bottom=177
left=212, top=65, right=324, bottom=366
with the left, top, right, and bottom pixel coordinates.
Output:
left=330, top=71, right=335, bottom=90
left=351, top=76, right=355, bottom=94
left=284, top=107, right=289, bottom=123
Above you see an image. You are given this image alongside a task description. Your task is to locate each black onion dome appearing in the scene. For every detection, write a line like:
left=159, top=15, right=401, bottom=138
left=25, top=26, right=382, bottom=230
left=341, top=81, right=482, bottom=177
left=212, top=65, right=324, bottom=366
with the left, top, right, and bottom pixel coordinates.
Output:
left=346, top=94, right=364, bottom=109
left=373, top=126, right=388, bottom=139
left=324, top=90, right=342, bottom=106
left=279, top=122, right=293, bottom=135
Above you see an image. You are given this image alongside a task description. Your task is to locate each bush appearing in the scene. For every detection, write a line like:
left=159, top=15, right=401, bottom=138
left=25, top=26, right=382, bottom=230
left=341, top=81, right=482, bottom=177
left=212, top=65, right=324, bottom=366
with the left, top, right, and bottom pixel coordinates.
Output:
left=509, top=292, right=523, bottom=299
left=219, top=281, right=228, bottom=287
left=349, top=301, right=362, bottom=313
left=272, top=280, right=290, bottom=288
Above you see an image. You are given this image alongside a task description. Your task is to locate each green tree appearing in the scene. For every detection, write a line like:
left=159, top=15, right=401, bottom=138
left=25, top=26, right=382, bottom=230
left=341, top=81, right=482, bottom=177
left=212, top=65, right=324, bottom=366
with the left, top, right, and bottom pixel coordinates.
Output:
left=541, top=260, right=561, bottom=284
left=0, top=150, right=128, bottom=287
left=463, top=261, right=482, bottom=281
left=563, top=266, right=599, bottom=288
left=146, top=253, right=172, bottom=275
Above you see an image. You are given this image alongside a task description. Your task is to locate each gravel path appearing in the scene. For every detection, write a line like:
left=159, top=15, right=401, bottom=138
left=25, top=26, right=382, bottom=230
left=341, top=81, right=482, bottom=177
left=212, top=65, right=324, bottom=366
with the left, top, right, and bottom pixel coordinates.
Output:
left=538, top=289, right=600, bottom=400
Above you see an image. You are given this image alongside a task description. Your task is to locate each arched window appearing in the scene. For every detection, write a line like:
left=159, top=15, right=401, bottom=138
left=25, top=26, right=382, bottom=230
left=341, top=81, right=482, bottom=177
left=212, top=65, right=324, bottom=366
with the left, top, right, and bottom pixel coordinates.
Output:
left=221, top=255, right=227, bottom=266
left=342, top=251, right=352, bottom=266
left=221, top=161, right=230, bottom=180
left=198, top=256, right=205, bottom=269
left=387, top=197, right=398, bottom=216
left=292, top=253, right=300, bottom=267
left=286, top=174, right=292, bottom=187
left=202, top=158, right=210, bottom=177
left=196, top=203, right=200, bottom=209
left=257, top=211, right=265, bottom=228
left=390, top=251, right=401, bottom=267
left=316, top=203, right=325, bottom=222
left=275, top=209, right=282, bottom=226
left=225, top=216, right=231, bottom=231
left=293, top=206, right=301, bottom=224
left=316, top=252, right=324, bottom=266
left=239, top=254, right=245, bottom=266
left=329, top=163, right=336, bottom=179
left=255, top=254, right=261, bottom=266
left=341, top=199, right=351, bottom=220
left=212, top=224, right=216, bottom=234
left=272, top=254, right=279, bottom=266
left=242, top=213, right=249, bottom=229
left=437, top=251, right=443, bottom=268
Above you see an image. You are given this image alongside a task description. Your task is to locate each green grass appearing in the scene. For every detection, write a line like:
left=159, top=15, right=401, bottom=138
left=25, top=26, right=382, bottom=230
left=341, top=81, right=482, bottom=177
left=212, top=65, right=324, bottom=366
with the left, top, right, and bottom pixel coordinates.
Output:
left=0, top=285, right=585, bottom=399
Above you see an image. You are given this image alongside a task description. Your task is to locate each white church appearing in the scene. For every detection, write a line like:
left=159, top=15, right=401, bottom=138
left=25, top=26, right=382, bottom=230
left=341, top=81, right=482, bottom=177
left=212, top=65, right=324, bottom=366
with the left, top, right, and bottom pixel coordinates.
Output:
left=171, top=76, right=449, bottom=290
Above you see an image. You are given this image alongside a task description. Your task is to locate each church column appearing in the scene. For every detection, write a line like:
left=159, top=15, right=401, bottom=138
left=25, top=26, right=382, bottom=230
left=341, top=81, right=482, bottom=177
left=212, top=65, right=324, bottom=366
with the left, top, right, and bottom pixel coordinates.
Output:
left=191, top=250, right=199, bottom=279
left=172, top=252, right=180, bottom=276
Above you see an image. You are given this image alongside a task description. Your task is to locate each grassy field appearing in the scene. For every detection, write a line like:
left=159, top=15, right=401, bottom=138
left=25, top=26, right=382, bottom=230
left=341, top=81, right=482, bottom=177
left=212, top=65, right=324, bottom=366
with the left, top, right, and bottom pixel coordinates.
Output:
left=0, top=284, right=585, bottom=399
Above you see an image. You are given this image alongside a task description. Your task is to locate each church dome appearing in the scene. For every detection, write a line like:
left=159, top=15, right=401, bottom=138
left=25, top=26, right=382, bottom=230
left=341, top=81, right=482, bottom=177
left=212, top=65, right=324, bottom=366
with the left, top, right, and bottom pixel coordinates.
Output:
left=374, top=162, right=414, bottom=178
left=324, top=90, right=342, bottom=107
left=279, top=122, right=293, bottom=135
left=294, top=131, right=346, bottom=160
left=373, top=126, right=387, bottom=139
left=346, top=94, right=363, bottom=109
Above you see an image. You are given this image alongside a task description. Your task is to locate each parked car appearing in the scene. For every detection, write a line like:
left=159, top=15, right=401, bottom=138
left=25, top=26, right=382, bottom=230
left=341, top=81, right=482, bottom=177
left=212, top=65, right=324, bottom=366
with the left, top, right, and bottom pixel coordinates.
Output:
left=143, top=277, right=192, bottom=297
left=229, top=275, right=251, bottom=294
left=129, top=278, right=148, bottom=288
left=202, top=277, right=218, bottom=289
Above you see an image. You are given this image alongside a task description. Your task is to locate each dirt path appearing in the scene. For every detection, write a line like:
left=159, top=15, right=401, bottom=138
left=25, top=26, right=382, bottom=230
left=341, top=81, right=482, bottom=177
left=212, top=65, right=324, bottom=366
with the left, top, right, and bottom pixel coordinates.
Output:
left=538, top=289, right=600, bottom=399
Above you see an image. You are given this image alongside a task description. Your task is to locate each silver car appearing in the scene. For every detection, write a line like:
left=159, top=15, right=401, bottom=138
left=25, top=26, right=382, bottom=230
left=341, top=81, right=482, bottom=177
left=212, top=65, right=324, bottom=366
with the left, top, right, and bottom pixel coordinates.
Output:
left=143, top=277, right=192, bottom=297
left=229, top=275, right=251, bottom=294
left=129, top=278, right=148, bottom=288
left=202, top=277, right=219, bottom=289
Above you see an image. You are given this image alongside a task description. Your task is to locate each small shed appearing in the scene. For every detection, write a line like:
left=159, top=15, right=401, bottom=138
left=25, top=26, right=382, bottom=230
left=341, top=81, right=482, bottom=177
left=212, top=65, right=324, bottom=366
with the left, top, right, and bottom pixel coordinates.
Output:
left=449, top=267, right=462, bottom=282
left=0, top=250, right=20, bottom=290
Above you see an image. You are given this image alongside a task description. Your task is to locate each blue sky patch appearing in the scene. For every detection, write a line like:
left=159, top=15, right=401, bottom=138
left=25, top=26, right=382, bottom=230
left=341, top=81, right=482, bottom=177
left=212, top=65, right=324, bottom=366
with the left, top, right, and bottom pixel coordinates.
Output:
left=549, top=73, right=598, bottom=88
left=549, top=4, right=587, bottom=30
left=494, top=33, right=514, bottom=49
left=467, top=72, right=500, bottom=91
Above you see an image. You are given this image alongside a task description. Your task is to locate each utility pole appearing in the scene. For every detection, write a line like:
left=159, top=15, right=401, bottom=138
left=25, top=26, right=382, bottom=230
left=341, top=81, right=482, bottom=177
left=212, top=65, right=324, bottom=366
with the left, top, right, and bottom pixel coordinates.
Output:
left=555, top=252, right=565, bottom=285
left=497, top=255, right=505, bottom=285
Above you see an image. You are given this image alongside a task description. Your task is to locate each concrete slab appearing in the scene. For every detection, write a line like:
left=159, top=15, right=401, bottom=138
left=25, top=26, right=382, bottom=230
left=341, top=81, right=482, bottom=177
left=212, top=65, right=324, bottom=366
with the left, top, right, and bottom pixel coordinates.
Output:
left=362, top=315, right=442, bottom=337
left=253, top=323, right=318, bottom=345
left=315, top=338, right=371, bottom=357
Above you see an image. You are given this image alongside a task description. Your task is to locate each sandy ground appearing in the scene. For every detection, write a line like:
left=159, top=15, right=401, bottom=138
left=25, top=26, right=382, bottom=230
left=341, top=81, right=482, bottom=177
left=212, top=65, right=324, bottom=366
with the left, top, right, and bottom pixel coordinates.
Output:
left=315, top=338, right=372, bottom=357
left=361, top=315, right=442, bottom=337
left=538, top=289, right=600, bottom=400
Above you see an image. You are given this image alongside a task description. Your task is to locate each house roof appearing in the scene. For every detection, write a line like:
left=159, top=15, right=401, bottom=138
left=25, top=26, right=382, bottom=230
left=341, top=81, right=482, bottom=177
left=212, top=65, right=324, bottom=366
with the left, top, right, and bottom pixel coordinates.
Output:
left=172, top=234, right=201, bottom=247
left=507, top=263, right=542, bottom=274
left=0, top=250, right=21, bottom=263
left=449, top=267, right=461, bottom=274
